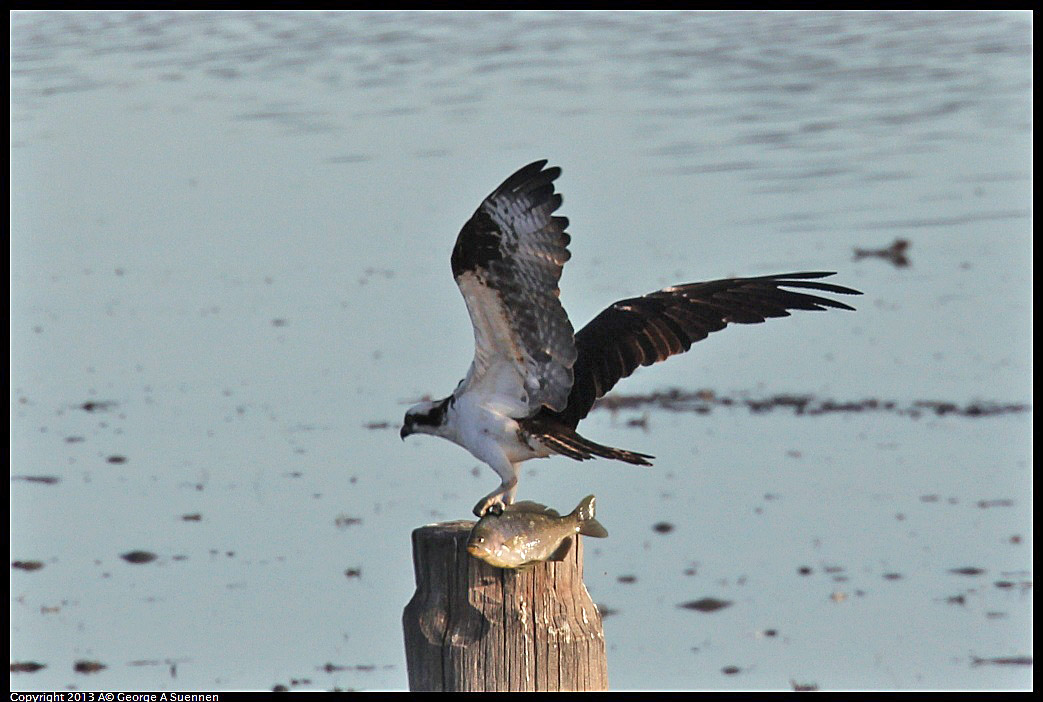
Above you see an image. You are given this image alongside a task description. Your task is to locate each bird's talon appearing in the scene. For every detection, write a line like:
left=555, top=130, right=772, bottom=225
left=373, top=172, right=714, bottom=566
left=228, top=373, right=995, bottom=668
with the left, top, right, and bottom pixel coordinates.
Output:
left=474, top=498, right=506, bottom=518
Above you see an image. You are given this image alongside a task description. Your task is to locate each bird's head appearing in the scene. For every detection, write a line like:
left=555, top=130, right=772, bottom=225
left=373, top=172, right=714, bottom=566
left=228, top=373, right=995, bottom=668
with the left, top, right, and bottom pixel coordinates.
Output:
left=400, top=396, right=451, bottom=441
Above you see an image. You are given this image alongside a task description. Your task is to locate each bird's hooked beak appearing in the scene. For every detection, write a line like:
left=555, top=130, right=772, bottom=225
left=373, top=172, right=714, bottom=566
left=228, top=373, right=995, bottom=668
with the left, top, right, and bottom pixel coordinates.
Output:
left=400, top=421, right=413, bottom=441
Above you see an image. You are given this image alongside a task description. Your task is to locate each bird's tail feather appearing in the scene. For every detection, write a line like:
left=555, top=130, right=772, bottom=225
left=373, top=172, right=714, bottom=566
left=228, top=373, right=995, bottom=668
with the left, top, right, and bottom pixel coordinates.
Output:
left=537, top=426, right=654, bottom=466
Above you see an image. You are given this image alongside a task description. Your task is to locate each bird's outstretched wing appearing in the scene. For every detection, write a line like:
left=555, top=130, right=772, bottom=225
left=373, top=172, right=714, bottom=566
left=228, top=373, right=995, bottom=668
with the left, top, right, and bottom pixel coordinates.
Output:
left=451, top=160, right=577, bottom=415
left=546, top=272, right=862, bottom=427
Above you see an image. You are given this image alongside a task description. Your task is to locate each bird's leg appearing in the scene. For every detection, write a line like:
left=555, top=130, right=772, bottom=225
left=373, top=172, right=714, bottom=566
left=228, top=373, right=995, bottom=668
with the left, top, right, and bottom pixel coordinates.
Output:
left=473, top=460, right=520, bottom=517
left=473, top=475, right=517, bottom=517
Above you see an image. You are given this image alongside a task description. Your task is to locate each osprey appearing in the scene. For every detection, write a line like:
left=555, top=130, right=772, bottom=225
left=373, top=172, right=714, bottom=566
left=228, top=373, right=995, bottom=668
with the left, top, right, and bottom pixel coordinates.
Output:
left=401, top=161, right=861, bottom=517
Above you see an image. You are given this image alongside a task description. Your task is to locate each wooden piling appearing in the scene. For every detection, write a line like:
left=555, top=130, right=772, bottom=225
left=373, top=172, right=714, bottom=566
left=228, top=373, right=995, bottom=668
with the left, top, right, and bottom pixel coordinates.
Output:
left=402, top=520, right=608, bottom=691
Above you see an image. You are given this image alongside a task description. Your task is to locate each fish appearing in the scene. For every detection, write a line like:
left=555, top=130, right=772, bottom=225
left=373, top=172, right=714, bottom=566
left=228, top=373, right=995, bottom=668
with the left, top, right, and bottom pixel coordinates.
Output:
left=466, top=494, right=608, bottom=569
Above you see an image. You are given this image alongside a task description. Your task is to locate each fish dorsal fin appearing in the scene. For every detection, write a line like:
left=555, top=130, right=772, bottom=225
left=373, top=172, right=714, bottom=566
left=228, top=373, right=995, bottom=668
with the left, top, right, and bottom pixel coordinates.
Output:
left=506, top=501, right=561, bottom=518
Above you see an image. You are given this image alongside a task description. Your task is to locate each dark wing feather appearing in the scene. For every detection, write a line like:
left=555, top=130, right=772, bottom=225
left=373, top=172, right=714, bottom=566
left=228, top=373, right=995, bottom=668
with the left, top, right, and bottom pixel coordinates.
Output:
left=451, top=161, right=577, bottom=414
left=547, top=272, right=862, bottom=427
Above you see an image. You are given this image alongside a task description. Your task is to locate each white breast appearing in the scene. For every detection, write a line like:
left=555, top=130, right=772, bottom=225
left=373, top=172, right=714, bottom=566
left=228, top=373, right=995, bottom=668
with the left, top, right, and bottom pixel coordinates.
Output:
left=449, top=392, right=542, bottom=466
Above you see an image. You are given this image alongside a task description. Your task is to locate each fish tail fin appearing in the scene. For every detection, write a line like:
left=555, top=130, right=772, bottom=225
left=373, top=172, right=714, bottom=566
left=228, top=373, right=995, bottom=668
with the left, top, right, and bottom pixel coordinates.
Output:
left=573, top=495, right=609, bottom=538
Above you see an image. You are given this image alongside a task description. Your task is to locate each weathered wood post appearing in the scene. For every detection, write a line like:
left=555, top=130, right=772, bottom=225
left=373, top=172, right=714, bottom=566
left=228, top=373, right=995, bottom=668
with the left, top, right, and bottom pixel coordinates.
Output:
left=402, top=520, right=608, bottom=691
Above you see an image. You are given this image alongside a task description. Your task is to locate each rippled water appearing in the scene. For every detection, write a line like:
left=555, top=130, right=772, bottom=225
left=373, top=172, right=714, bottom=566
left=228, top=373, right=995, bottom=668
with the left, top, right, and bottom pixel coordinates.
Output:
left=11, top=10, right=1032, bottom=691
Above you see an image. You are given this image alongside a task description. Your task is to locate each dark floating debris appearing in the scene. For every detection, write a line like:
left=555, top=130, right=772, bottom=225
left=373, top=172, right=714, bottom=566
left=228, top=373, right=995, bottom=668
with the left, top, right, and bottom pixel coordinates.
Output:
left=344, top=568, right=362, bottom=579
left=971, top=655, right=1032, bottom=667
left=721, top=665, right=742, bottom=675
left=596, top=603, right=619, bottom=618
left=626, top=414, right=649, bottom=429
left=12, top=560, right=45, bottom=572
left=74, top=660, right=106, bottom=674
left=79, top=400, right=117, bottom=413
left=791, top=679, right=820, bottom=691
left=121, top=550, right=158, bottom=564
left=977, top=499, right=1014, bottom=508
left=949, top=566, right=986, bottom=576
left=798, top=566, right=813, bottom=576
left=854, top=238, right=911, bottom=267
left=128, top=657, right=185, bottom=677
left=320, top=662, right=391, bottom=673
left=617, top=574, right=638, bottom=584
left=679, top=597, right=733, bottom=613
left=652, top=522, right=675, bottom=534
left=998, top=579, right=1031, bottom=593
left=107, top=455, right=128, bottom=464
left=364, top=421, right=392, bottom=430
left=11, top=475, right=61, bottom=485
left=11, top=661, right=47, bottom=673
left=335, top=515, right=363, bottom=528
left=181, top=513, right=202, bottom=521
left=592, top=388, right=1029, bottom=419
